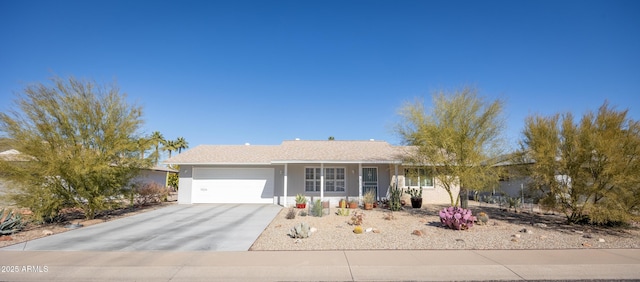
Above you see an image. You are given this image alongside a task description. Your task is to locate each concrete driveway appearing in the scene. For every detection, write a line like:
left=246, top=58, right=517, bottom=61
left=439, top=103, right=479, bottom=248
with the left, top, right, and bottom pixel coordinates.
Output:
left=1, top=204, right=282, bottom=251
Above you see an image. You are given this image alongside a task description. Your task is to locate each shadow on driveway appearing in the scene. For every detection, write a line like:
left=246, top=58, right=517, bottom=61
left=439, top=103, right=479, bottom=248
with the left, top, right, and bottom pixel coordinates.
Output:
left=1, top=204, right=282, bottom=251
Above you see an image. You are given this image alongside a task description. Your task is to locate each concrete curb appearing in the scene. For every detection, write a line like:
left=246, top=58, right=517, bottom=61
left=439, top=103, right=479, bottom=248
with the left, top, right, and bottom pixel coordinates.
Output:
left=1, top=249, right=639, bottom=281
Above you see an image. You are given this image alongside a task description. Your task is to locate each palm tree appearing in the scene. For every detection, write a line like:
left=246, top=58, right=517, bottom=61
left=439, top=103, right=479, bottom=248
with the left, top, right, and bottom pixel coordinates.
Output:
left=136, top=136, right=153, bottom=160
left=175, top=137, right=189, bottom=153
left=163, top=139, right=178, bottom=159
left=150, top=131, right=165, bottom=165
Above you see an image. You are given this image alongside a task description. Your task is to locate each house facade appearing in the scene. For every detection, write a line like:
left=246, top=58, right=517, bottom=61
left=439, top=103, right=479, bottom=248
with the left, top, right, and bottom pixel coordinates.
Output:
left=130, top=165, right=178, bottom=190
left=165, top=140, right=458, bottom=207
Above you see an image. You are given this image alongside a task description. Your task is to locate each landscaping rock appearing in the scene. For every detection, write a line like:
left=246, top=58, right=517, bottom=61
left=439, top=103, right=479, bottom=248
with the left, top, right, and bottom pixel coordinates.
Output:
left=0, top=236, right=13, bottom=241
left=365, top=227, right=373, bottom=233
left=598, top=238, right=606, bottom=243
left=582, top=242, right=592, bottom=247
left=42, top=230, right=54, bottom=236
left=513, top=234, right=521, bottom=238
left=533, top=223, right=547, bottom=228
left=519, top=228, right=533, bottom=234
left=412, top=230, right=423, bottom=236
left=583, top=233, right=593, bottom=239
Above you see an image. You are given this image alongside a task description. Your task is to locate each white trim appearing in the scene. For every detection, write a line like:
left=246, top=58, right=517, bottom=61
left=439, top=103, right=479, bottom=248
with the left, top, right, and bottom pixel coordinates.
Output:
left=271, top=160, right=402, bottom=164
left=358, top=163, right=362, bottom=197
left=320, top=163, right=324, bottom=201
left=283, top=164, right=288, bottom=206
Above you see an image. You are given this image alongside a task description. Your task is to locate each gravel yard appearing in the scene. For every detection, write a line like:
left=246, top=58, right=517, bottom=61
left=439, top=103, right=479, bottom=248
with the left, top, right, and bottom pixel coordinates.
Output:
left=250, top=203, right=640, bottom=251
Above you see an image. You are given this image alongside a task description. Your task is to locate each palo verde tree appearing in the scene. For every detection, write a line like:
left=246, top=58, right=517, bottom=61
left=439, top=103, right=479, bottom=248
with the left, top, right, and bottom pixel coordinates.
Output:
left=0, top=76, right=150, bottom=221
left=395, top=87, right=506, bottom=208
left=520, top=102, right=640, bottom=224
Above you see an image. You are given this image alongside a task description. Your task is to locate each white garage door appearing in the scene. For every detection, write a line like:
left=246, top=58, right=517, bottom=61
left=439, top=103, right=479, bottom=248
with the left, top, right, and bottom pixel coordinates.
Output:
left=192, top=168, right=274, bottom=204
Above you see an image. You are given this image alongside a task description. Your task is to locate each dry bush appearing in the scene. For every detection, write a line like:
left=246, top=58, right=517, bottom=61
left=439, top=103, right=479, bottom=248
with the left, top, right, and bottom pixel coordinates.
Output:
left=134, top=182, right=169, bottom=206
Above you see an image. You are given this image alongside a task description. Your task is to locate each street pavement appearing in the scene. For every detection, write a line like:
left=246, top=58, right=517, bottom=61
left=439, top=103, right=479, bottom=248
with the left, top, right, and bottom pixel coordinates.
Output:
left=0, top=249, right=639, bottom=281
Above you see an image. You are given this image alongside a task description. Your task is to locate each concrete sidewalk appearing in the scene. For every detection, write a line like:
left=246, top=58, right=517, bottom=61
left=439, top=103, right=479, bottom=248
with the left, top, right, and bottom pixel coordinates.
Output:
left=1, top=249, right=639, bottom=281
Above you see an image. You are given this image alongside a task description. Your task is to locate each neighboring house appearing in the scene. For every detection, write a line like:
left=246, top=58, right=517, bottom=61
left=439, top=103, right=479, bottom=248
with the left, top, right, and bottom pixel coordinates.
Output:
left=165, top=140, right=459, bottom=206
left=0, top=149, right=26, bottom=205
left=130, top=165, right=178, bottom=190
left=0, top=149, right=176, bottom=192
left=488, top=154, right=536, bottom=199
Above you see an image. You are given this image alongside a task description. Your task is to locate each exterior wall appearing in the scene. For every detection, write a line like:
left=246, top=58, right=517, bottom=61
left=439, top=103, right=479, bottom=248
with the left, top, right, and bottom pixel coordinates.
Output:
left=177, top=165, right=193, bottom=204
left=497, top=177, right=529, bottom=198
left=392, top=166, right=461, bottom=206
left=131, top=169, right=168, bottom=187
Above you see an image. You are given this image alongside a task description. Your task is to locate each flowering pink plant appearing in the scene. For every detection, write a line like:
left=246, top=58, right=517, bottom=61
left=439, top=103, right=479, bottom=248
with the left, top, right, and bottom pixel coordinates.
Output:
left=438, top=206, right=476, bottom=230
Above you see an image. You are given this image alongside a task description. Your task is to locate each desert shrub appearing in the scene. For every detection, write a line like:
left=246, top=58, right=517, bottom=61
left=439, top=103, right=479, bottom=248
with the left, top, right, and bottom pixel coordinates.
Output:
left=0, top=208, right=24, bottom=235
left=134, top=182, right=169, bottom=206
left=299, top=210, right=308, bottom=217
left=439, top=206, right=476, bottom=230
left=586, top=202, right=630, bottom=226
left=285, top=208, right=296, bottom=219
left=350, top=210, right=364, bottom=226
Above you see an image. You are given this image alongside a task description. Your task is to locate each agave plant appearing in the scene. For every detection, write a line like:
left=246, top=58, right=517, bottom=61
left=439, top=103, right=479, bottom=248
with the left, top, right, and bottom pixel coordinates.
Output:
left=0, top=208, right=24, bottom=235
left=438, top=206, right=476, bottom=230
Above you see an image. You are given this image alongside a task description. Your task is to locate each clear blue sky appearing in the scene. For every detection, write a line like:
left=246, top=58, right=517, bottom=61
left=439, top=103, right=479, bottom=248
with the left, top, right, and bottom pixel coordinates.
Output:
left=1, top=0, right=638, bottom=153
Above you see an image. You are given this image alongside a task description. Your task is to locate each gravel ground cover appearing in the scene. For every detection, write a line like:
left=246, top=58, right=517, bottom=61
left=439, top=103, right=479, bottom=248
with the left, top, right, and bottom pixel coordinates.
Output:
left=250, top=203, right=640, bottom=251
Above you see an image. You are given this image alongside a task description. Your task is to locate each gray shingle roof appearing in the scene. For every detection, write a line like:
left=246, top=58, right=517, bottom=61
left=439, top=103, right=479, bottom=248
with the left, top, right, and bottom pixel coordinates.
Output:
left=165, top=140, right=411, bottom=165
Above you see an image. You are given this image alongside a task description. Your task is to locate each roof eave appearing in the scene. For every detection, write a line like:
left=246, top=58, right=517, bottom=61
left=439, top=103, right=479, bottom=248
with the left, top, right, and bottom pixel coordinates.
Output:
left=270, top=160, right=404, bottom=164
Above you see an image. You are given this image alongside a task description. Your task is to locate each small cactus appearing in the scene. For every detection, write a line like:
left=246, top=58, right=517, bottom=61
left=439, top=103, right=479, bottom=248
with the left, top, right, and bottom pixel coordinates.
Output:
left=477, top=212, right=489, bottom=225
left=353, top=226, right=363, bottom=234
left=288, top=222, right=311, bottom=238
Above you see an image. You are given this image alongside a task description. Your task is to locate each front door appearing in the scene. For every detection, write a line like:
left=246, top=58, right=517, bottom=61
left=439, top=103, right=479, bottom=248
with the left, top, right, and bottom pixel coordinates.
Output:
left=362, top=167, right=378, bottom=198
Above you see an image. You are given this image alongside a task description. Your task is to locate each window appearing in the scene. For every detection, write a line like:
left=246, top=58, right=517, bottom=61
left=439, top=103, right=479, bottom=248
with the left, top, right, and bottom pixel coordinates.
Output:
left=325, top=168, right=345, bottom=192
left=305, top=167, right=346, bottom=192
left=405, top=168, right=433, bottom=187
left=305, top=168, right=321, bottom=192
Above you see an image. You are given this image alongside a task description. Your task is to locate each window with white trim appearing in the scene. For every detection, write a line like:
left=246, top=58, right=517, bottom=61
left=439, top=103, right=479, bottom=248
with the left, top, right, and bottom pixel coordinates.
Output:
left=404, top=168, right=434, bottom=188
left=304, top=167, right=346, bottom=192
left=305, top=168, right=321, bottom=192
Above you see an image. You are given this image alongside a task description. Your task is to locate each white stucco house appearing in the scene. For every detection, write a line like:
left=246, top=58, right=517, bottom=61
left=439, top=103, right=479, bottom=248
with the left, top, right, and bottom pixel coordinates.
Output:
left=165, top=139, right=458, bottom=207
left=130, top=165, right=178, bottom=190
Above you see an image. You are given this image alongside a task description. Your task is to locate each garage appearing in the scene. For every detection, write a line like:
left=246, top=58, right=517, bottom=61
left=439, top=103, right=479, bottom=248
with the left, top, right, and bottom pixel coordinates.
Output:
left=191, top=168, right=274, bottom=204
